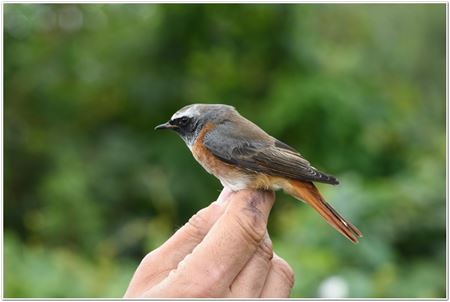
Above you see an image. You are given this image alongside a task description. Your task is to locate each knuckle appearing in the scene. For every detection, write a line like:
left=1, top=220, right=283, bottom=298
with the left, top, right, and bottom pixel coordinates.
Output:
left=208, top=202, right=222, bottom=214
left=255, top=236, right=273, bottom=261
left=140, top=249, right=158, bottom=267
left=184, top=203, right=222, bottom=240
left=272, top=257, right=295, bottom=288
left=232, top=208, right=267, bottom=245
left=185, top=209, right=210, bottom=240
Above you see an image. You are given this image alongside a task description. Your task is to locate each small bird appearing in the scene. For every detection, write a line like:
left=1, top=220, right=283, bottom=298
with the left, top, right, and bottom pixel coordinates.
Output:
left=155, top=104, right=362, bottom=243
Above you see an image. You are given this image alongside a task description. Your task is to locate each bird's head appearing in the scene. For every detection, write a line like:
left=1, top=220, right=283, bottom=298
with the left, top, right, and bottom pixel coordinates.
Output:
left=155, top=103, right=236, bottom=147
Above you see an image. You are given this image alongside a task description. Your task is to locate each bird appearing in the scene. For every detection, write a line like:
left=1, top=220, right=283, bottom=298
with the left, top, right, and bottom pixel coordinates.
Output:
left=155, top=104, right=362, bottom=243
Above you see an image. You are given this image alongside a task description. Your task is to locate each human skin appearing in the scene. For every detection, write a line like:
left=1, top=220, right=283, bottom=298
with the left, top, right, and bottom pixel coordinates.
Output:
left=124, top=188, right=295, bottom=298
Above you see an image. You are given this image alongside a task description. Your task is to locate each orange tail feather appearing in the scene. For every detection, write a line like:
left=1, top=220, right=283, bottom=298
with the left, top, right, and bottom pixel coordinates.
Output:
left=284, top=179, right=362, bottom=243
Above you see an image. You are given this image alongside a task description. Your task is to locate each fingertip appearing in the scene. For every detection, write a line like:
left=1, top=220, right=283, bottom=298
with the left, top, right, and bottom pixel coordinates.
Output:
left=233, top=189, right=274, bottom=201
left=263, top=189, right=276, bottom=203
left=253, top=189, right=276, bottom=210
left=272, top=253, right=295, bottom=288
left=264, top=231, right=272, bottom=246
left=263, top=232, right=273, bottom=256
left=224, top=189, right=276, bottom=232
left=215, top=187, right=234, bottom=206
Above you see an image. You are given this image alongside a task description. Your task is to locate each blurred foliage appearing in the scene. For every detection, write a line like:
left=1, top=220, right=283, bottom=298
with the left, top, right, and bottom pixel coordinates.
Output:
left=4, top=4, right=446, bottom=298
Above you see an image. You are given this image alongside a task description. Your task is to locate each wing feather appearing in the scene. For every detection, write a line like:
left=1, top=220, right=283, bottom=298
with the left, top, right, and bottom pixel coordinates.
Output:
left=203, top=128, right=339, bottom=185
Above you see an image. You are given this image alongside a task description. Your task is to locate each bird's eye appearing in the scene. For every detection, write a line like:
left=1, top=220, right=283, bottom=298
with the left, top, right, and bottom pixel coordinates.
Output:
left=178, top=116, right=190, bottom=126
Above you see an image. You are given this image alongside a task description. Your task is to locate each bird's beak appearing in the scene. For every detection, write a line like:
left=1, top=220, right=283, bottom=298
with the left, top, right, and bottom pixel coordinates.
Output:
left=154, top=121, right=178, bottom=130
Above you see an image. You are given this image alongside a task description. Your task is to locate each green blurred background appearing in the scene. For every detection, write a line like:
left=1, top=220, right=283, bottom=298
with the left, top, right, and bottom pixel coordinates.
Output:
left=4, top=4, right=446, bottom=298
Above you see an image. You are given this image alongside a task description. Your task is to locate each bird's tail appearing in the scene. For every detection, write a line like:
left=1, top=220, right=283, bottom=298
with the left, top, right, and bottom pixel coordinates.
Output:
left=283, top=179, right=362, bottom=243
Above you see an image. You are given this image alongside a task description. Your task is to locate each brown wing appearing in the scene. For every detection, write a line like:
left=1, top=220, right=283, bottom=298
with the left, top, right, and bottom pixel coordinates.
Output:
left=203, top=124, right=339, bottom=185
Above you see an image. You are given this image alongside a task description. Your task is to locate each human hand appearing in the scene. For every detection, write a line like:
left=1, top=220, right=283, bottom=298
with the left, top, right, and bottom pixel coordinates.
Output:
left=124, top=188, right=294, bottom=298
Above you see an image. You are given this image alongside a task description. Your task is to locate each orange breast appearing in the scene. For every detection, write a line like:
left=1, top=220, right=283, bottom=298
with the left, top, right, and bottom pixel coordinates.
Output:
left=191, top=123, right=284, bottom=191
left=191, top=123, right=240, bottom=178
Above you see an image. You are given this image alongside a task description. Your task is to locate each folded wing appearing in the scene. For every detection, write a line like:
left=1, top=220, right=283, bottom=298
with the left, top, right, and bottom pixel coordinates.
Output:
left=203, top=127, right=339, bottom=185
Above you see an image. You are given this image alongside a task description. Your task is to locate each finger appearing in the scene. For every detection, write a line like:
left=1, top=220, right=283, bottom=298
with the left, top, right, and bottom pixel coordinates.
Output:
left=156, top=187, right=233, bottom=264
left=216, top=187, right=234, bottom=204
left=160, top=189, right=275, bottom=297
left=124, top=188, right=231, bottom=297
left=260, top=253, right=295, bottom=298
left=229, top=232, right=273, bottom=297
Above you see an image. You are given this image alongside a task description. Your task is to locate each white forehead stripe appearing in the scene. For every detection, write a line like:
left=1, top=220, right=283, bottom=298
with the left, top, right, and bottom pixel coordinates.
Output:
left=172, top=105, right=200, bottom=119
